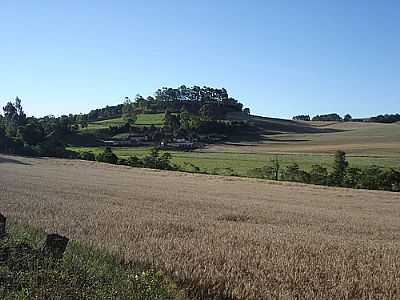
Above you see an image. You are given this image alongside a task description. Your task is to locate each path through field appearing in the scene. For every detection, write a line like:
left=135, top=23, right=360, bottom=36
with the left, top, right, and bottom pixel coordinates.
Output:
left=1, top=154, right=400, bottom=299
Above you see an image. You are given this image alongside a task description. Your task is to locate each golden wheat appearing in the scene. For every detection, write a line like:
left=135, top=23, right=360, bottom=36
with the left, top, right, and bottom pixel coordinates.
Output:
left=1, top=154, right=400, bottom=299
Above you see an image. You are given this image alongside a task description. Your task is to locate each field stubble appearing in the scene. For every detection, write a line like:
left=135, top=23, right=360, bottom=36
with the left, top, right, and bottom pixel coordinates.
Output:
left=1, top=154, right=400, bottom=299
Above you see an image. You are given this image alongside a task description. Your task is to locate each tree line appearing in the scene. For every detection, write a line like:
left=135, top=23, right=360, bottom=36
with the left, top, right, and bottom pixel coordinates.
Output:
left=0, top=97, right=78, bottom=157
left=293, top=113, right=352, bottom=122
left=294, top=113, right=400, bottom=123
left=248, top=151, right=400, bottom=192
left=78, top=147, right=177, bottom=171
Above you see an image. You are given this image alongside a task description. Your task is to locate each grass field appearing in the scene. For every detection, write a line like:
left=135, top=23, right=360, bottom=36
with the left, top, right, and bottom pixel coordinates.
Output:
left=85, top=113, right=165, bottom=130
left=69, top=145, right=400, bottom=176
left=2, top=154, right=400, bottom=299
left=75, top=118, right=400, bottom=176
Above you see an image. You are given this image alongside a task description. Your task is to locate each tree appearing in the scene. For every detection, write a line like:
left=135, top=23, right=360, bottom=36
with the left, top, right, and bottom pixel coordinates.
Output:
left=80, top=119, right=88, bottom=129
left=344, top=114, right=352, bottom=122
left=243, top=108, right=251, bottom=115
left=344, top=167, right=362, bottom=188
left=330, top=150, right=348, bottom=186
left=79, top=151, right=96, bottom=161
left=282, top=163, right=300, bottom=181
left=312, top=114, right=342, bottom=122
left=293, top=115, right=311, bottom=121
left=122, top=97, right=137, bottom=124
left=179, top=109, right=192, bottom=131
left=96, top=147, right=118, bottom=164
left=164, top=111, right=180, bottom=131
left=17, top=121, right=44, bottom=145
left=309, top=164, right=329, bottom=185
left=271, top=156, right=281, bottom=181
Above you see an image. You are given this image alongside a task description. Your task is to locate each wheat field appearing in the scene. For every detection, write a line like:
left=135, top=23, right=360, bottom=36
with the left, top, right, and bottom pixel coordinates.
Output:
left=1, top=154, right=400, bottom=299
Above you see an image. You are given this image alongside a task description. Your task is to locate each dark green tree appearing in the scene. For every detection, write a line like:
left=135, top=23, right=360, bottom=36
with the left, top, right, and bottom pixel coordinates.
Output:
left=122, top=97, right=137, bottom=124
left=344, top=114, right=352, bottom=122
left=330, top=150, right=348, bottom=186
left=17, top=121, right=44, bottom=145
left=96, top=147, right=118, bottom=164
left=309, top=164, right=329, bottom=185
left=271, top=156, right=281, bottom=181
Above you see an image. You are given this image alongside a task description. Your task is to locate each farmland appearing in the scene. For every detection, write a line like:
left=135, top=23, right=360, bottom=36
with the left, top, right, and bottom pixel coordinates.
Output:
left=85, top=113, right=165, bottom=130
left=1, top=154, right=400, bottom=299
left=70, top=119, right=400, bottom=176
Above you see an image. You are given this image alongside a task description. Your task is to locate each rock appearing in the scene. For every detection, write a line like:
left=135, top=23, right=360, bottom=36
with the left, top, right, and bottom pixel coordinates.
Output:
left=0, top=213, right=5, bottom=237
left=41, top=233, right=69, bottom=259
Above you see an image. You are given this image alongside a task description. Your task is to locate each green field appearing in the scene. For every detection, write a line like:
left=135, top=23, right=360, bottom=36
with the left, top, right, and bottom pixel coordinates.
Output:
left=72, top=118, right=400, bottom=176
left=85, top=113, right=165, bottom=131
left=70, top=145, right=400, bottom=176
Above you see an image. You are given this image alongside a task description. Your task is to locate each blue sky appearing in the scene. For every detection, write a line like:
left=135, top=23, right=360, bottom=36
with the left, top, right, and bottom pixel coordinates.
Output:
left=1, top=0, right=399, bottom=118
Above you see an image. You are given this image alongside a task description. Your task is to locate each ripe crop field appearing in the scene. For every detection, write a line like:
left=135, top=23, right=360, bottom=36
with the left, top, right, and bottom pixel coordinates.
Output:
left=1, top=154, right=400, bottom=299
left=209, top=121, right=400, bottom=156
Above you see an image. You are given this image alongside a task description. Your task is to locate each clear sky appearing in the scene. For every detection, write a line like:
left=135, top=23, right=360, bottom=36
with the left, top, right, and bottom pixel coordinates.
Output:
left=1, top=0, right=399, bottom=118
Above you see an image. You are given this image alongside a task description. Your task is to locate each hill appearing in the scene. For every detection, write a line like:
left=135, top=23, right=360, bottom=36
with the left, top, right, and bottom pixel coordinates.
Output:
left=227, top=112, right=338, bottom=135
left=2, top=154, right=400, bottom=300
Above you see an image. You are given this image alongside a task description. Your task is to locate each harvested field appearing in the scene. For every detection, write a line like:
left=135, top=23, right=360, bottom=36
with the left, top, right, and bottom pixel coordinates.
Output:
left=1, top=154, right=400, bottom=299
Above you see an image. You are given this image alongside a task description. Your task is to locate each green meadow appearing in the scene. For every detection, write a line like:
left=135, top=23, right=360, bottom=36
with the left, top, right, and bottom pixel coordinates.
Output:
left=69, top=145, right=400, bottom=176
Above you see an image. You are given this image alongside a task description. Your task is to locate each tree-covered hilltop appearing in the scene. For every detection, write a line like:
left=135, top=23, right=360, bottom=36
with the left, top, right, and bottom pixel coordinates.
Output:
left=87, top=86, right=244, bottom=121
left=0, top=86, right=250, bottom=157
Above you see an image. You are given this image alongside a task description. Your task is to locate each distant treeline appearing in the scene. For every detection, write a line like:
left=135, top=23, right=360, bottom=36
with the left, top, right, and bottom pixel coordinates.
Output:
left=369, top=113, right=400, bottom=123
left=248, top=151, right=400, bottom=192
left=293, top=113, right=400, bottom=123
left=293, top=113, right=352, bottom=122
left=87, top=86, right=244, bottom=121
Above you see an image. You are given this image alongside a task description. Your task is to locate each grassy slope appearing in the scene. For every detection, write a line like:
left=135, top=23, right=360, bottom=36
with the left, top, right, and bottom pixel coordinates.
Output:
left=0, top=223, right=185, bottom=300
left=85, top=113, right=165, bottom=130
left=65, top=113, right=166, bottom=146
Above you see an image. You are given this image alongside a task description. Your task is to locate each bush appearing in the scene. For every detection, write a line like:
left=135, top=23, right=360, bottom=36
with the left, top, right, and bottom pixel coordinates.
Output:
left=127, top=155, right=142, bottom=167
left=247, top=151, right=400, bottom=193
left=96, top=147, right=118, bottom=164
left=247, top=165, right=276, bottom=180
left=114, top=149, right=176, bottom=171
left=282, top=163, right=310, bottom=183
left=79, top=151, right=96, bottom=161
left=309, top=164, right=329, bottom=185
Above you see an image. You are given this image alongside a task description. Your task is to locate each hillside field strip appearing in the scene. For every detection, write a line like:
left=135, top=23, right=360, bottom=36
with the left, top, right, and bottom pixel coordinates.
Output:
left=1, top=154, right=400, bottom=299
left=71, top=121, right=400, bottom=176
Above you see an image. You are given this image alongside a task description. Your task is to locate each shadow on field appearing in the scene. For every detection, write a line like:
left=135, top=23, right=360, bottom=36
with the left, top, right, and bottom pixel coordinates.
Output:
left=0, top=156, right=31, bottom=165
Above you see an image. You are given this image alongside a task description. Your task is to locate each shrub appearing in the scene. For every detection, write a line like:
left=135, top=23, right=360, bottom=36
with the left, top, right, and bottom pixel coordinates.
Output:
left=96, top=147, right=118, bottom=164
left=309, top=164, right=329, bottom=185
left=127, top=155, right=142, bottom=167
left=344, top=167, right=363, bottom=188
left=79, top=151, right=96, bottom=161
left=247, top=165, right=276, bottom=180
left=282, top=163, right=310, bottom=183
